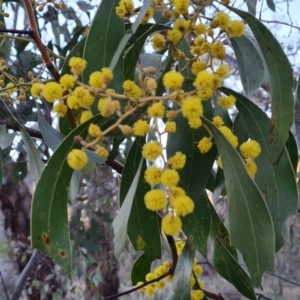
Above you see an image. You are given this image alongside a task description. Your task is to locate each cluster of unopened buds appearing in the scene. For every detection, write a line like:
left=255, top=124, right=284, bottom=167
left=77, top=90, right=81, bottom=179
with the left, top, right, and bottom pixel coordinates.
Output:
left=0, top=0, right=262, bottom=235
left=135, top=240, right=205, bottom=299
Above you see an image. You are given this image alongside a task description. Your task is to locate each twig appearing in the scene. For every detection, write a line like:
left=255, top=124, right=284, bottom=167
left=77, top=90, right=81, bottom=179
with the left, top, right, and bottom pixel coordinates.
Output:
left=0, top=28, right=33, bottom=34
left=0, top=270, right=9, bottom=300
left=9, top=249, right=40, bottom=300
left=202, top=289, right=224, bottom=300
left=0, top=119, right=43, bottom=139
left=260, top=19, right=300, bottom=31
left=102, top=272, right=171, bottom=300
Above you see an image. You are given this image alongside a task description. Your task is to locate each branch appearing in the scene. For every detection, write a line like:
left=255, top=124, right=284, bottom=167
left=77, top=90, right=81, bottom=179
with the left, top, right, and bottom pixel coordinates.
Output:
left=9, top=249, right=40, bottom=300
left=0, top=270, right=9, bottom=300
left=260, top=19, right=300, bottom=31
left=202, top=289, right=224, bottom=300
left=0, top=28, right=33, bottom=35
left=0, top=119, right=43, bottom=139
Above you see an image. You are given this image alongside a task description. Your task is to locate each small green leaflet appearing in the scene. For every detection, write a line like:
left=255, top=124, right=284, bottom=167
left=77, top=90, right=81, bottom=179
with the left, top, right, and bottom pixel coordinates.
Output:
left=131, top=253, right=151, bottom=285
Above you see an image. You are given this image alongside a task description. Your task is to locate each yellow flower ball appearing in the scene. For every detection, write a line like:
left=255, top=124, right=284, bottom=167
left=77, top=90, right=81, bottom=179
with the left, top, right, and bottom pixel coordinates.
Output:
left=168, top=152, right=186, bottom=169
left=101, top=67, right=113, bottom=84
left=163, top=261, right=170, bottom=268
left=162, top=214, right=182, bottom=236
left=72, top=86, right=95, bottom=108
left=215, top=64, right=230, bottom=78
left=145, top=285, right=155, bottom=297
left=193, top=264, right=203, bottom=276
left=145, top=272, right=155, bottom=281
left=174, top=19, right=191, bottom=32
left=69, top=57, right=87, bottom=75
left=211, top=42, right=226, bottom=60
left=144, top=166, right=162, bottom=185
left=218, top=126, right=238, bottom=148
left=67, top=149, right=88, bottom=170
left=43, top=82, right=63, bottom=102
left=53, top=103, right=68, bottom=117
left=80, top=110, right=92, bottom=124
left=226, top=20, right=245, bottom=38
left=144, top=189, right=167, bottom=211
left=171, top=195, right=194, bottom=217
left=97, top=98, right=114, bottom=117
left=123, top=79, right=142, bottom=97
left=151, top=33, right=167, bottom=51
left=245, top=160, right=257, bottom=177
left=67, top=95, right=79, bottom=109
left=163, top=70, right=184, bottom=90
left=161, top=169, right=180, bottom=187
left=89, top=71, right=103, bottom=88
left=193, top=70, right=214, bottom=90
left=174, top=0, right=189, bottom=15
left=142, top=141, right=163, bottom=160
left=194, top=23, right=207, bottom=35
left=197, top=137, right=212, bottom=154
left=157, top=279, right=165, bottom=289
left=169, top=187, right=186, bottom=203
left=218, top=95, right=236, bottom=110
left=212, top=116, right=224, bottom=127
left=190, top=275, right=196, bottom=287
left=133, top=120, right=149, bottom=136
left=191, top=289, right=205, bottom=300
left=88, top=123, right=102, bottom=138
left=212, top=11, right=230, bottom=30
left=239, top=140, right=261, bottom=159
left=31, top=83, right=44, bottom=97
left=166, top=110, right=178, bottom=119
left=167, top=29, right=183, bottom=44
left=191, top=61, right=207, bottom=75
left=59, top=74, right=75, bottom=91
left=95, top=147, right=109, bottom=159
left=136, top=281, right=144, bottom=292
left=147, top=102, right=165, bottom=118
left=182, top=96, right=203, bottom=119
left=188, top=117, right=202, bottom=129
left=165, top=121, right=177, bottom=133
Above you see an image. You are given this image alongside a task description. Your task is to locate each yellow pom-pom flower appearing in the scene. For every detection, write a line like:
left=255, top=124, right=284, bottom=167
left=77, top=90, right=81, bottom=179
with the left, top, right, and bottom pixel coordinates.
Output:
left=170, top=187, right=186, bottom=202
left=59, top=74, right=75, bottom=91
left=174, top=0, right=189, bottom=15
left=175, top=239, right=185, bottom=254
left=133, top=119, right=149, bottom=136
left=191, top=61, right=207, bottom=75
left=167, top=29, right=183, bottom=45
left=194, top=23, right=207, bottom=35
left=157, top=279, right=165, bottom=289
left=197, top=137, right=212, bottom=154
left=69, top=57, right=87, bottom=75
left=182, top=96, right=203, bottom=119
left=211, top=42, right=226, bottom=60
left=145, top=285, right=155, bottom=297
left=218, top=126, right=238, bottom=148
left=147, top=102, right=165, bottom=118
left=171, top=195, right=194, bottom=217
left=101, top=67, right=113, bottom=85
left=31, top=83, right=44, bottom=97
left=161, top=169, right=180, bottom=187
left=43, top=82, right=63, bottom=102
left=193, top=70, right=214, bottom=89
left=123, top=80, right=142, bottom=97
left=188, top=117, right=202, bottom=129
left=80, top=110, right=93, bottom=123
left=218, top=95, right=236, bottom=110
left=161, top=214, right=182, bottom=236
left=215, top=64, right=230, bottom=78
left=226, top=20, right=245, bottom=38
left=193, top=264, right=203, bottom=276
left=151, top=33, right=166, bottom=51
left=144, top=189, right=167, bottom=211
left=97, top=98, right=114, bottom=117
left=89, top=71, right=103, bottom=88
left=142, top=141, right=163, bottom=160
left=95, top=147, right=109, bottom=159
left=144, top=166, right=162, bottom=185
left=67, top=149, right=88, bottom=170
left=53, top=103, right=68, bottom=117
left=168, top=152, right=186, bottom=169
left=166, top=110, right=178, bottom=119
left=145, top=272, right=155, bottom=281
left=174, top=19, right=191, bottom=32
left=88, top=123, right=102, bottom=138
left=163, top=70, right=184, bottom=90
left=72, top=86, right=95, bottom=108
left=212, top=11, right=230, bottom=30
left=191, top=289, right=205, bottom=300
left=67, top=95, right=79, bottom=109
left=245, top=160, right=257, bottom=177
left=165, top=121, right=176, bottom=133
left=136, top=281, right=144, bottom=292
left=239, top=140, right=261, bottom=159
left=212, top=116, right=224, bottom=127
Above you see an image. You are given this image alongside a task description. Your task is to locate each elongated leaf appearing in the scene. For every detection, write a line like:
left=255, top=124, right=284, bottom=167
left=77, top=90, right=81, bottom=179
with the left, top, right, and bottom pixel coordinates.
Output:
left=266, top=0, right=275, bottom=11
left=0, top=125, right=17, bottom=149
left=208, top=196, right=256, bottom=299
left=222, top=87, right=298, bottom=251
left=232, top=113, right=248, bottom=144
left=295, top=75, right=300, bottom=106
left=213, top=168, right=225, bottom=204
left=286, top=131, right=298, bottom=173
left=31, top=114, right=109, bottom=276
left=83, top=0, right=124, bottom=91
left=0, top=154, right=2, bottom=190
left=69, top=170, right=80, bottom=204
left=229, top=7, right=293, bottom=162
left=109, top=0, right=153, bottom=71
left=113, top=158, right=143, bottom=259
left=168, top=240, right=195, bottom=300
left=1, top=101, right=44, bottom=184
left=131, top=253, right=151, bottom=285
left=230, top=35, right=264, bottom=97
left=119, top=138, right=161, bottom=259
left=245, top=0, right=257, bottom=15
left=203, top=118, right=275, bottom=285
left=182, top=191, right=210, bottom=256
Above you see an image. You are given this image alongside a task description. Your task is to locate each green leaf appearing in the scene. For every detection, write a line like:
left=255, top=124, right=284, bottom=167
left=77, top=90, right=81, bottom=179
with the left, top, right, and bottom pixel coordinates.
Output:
left=208, top=195, right=256, bottom=300
left=119, top=138, right=161, bottom=259
left=213, top=168, right=225, bottom=204
left=182, top=191, right=210, bottom=256
left=0, top=125, right=17, bottom=149
left=245, top=0, right=257, bottom=15
left=286, top=131, right=298, bottom=173
left=212, top=95, right=232, bottom=127
left=295, top=75, right=300, bottom=106
left=232, top=113, right=249, bottom=144
left=83, top=0, right=124, bottom=113
left=203, top=117, right=275, bottom=286
left=229, top=7, right=293, bottom=162
left=113, top=157, right=143, bottom=259
left=168, top=240, right=195, bottom=300
left=109, top=0, right=153, bottom=72
left=131, top=253, right=151, bottom=285
left=266, top=0, right=275, bottom=11
left=222, top=87, right=298, bottom=251
left=69, top=170, right=80, bottom=204
left=230, top=35, right=265, bottom=97
left=0, top=154, right=2, bottom=190
left=31, top=114, right=109, bottom=277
